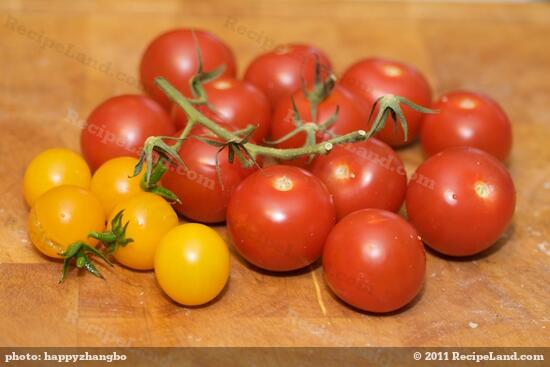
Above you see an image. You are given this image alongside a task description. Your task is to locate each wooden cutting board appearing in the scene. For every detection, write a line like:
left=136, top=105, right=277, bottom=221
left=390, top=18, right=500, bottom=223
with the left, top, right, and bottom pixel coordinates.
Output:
left=0, top=0, right=549, bottom=347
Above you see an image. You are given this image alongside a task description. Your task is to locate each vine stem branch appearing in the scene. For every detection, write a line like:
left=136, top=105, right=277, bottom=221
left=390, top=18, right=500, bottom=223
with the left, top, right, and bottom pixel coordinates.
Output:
left=139, top=77, right=436, bottom=188
left=155, top=77, right=369, bottom=161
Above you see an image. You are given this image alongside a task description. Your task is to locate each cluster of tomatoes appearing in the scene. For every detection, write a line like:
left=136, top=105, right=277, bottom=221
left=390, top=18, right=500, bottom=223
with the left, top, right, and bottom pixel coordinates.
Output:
left=22, top=28, right=515, bottom=313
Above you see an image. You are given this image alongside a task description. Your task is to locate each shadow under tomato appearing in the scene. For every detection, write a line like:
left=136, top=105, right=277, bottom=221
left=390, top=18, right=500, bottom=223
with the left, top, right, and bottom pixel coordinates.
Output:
left=174, top=212, right=227, bottom=226
left=230, top=247, right=322, bottom=278
left=324, top=280, right=426, bottom=317
left=156, top=275, right=231, bottom=310
left=424, top=223, right=515, bottom=262
left=34, top=249, right=64, bottom=263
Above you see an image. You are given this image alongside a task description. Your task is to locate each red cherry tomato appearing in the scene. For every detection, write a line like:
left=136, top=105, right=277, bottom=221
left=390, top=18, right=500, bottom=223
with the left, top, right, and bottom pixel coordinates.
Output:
left=161, top=133, right=259, bottom=223
left=227, top=165, right=336, bottom=271
left=270, top=84, right=368, bottom=166
left=406, top=147, right=516, bottom=256
left=140, top=29, right=236, bottom=109
left=81, top=95, right=176, bottom=171
left=341, top=58, right=432, bottom=147
left=421, top=91, right=512, bottom=161
left=311, top=138, right=407, bottom=220
left=244, top=44, right=333, bottom=107
left=171, top=77, right=271, bottom=142
left=323, top=209, right=426, bottom=313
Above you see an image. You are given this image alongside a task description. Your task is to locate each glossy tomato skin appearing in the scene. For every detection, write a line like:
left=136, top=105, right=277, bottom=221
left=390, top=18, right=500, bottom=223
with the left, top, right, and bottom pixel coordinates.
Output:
left=140, top=29, right=236, bottom=109
left=81, top=95, right=176, bottom=171
left=171, top=77, right=271, bottom=142
left=244, top=44, right=333, bottom=107
left=155, top=223, right=230, bottom=306
left=90, top=157, right=145, bottom=216
left=28, top=186, right=105, bottom=259
left=421, top=91, right=512, bottom=161
left=161, top=133, right=259, bottom=223
left=323, top=209, right=426, bottom=313
left=341, top=58, right=432, bottom=147
left=270, top=84, right=368, bottom=166
left=227, top=165, right=336, bottom=271
left=23, top=148, right=91, bottom=206
left=110, top=192, right=179, bottom=270
left=311, top=138, right=407, bottom=220
left=406, top=147, right=516, bottom=257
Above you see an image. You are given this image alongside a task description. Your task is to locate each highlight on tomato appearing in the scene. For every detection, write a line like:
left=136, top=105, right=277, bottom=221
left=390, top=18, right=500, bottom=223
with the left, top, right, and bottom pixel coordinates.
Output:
left=406, top=147, right=516, bottom=257
left=244, top=43, right=333, bottom=108
left=323, top=208, right=426, bottom=313
left=227, top=165, right=336, bottom=271
left=311, top=138, right=407, bottom=220
left=155, top=223, right=230, bottom=306
left=107, top=192, right=179, bottom=270
left=420, top=91, right=512, bottom=161
left=28, top=185, right=105, bottom=259
left=90, top=156, right=145, bottom=216
left=80, top=94, right=176, bottom=171
left=23, top=148, right=91, bottom=207
left=140, top=29, right=236, bottom=109
left=341, top=57, right=432, bottom=147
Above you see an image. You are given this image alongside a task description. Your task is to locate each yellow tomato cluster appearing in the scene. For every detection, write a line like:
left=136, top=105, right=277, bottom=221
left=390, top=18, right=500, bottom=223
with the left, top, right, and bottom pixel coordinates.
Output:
left=23, top=149, right=229, bottom=306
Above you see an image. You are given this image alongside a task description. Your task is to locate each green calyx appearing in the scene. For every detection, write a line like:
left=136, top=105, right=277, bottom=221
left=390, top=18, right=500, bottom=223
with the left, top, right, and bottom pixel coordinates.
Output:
left=366, top=94, right=438, bottom=142
left=195, top=128, right=260, bottom=191
left=133, top=136, right=185, bottom=203
left=59, top=210, right=134, bottom=283
left=59, top=242, right=113, bottom=284
left=301, top=55, right=336, bottom=122
left=264, top=96, right=340, bottom=163
left=89, top=210, right=134, bottom=255
left=187, top=30, right=224, bottom=110
left=137, top=156, right=181, bottom=203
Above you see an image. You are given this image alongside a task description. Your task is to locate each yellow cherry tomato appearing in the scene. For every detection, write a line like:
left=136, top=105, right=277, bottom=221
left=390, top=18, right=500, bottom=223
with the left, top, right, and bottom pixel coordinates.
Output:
left=28, top=185, right=105, bottom=259
left=155, top=223, right=230, bottom=306
left=90, top=156, right=145, bottom=216
left=23, top=148, right=91, bottom=206
left=109, top=192, right=178, bottom=270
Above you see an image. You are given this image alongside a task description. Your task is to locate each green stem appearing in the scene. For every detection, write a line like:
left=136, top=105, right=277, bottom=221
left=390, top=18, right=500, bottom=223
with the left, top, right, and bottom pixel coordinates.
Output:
left=249, top=130, right=368, bottom=160
left=141, top=78, right=436, bottom=191
left=156, top=77, right=368, bottom=160
left=174, top=120, right=197, bottom=151
left=158, top=77, right=237, bottom=143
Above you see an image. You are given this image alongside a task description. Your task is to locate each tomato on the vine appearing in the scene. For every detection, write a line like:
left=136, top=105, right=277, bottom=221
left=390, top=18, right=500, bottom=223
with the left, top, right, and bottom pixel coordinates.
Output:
left=109, top=192, right=178, bottom=270
left=227, top=165, right=336, bottom=271
left=270, top=84, right=368, bottom=166
left=244, top=44, right=332, bottom=107
left=28, top=186, right=105, bottom=259
left=341, top=58, right=432, bottom=147
left=90, top=156, right=145, bottom=216
left=171, top=77, right=271, bottom=142
left=155, top=223, right=230, bottom=306
left=323, top=208, right=426, bottom=313
left=421, top=91, right=512, bottom=161
left=311, top=138, right=407, bottom=220
left=23, top=148, right=91, bottom=206
left=161, top=133, right=260, bottom=223
left=81, top=95, right=176, bottom=171
left=406, top=147, right=516, bottom=256
left=140, top=29, right=236, bottom=109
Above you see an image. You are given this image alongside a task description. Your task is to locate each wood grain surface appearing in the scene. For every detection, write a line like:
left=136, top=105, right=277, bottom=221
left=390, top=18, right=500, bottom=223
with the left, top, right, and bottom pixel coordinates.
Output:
left=0, top=0, right=549, bottom=347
